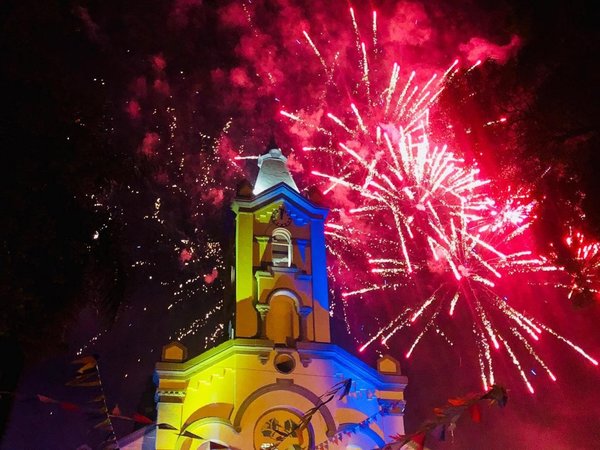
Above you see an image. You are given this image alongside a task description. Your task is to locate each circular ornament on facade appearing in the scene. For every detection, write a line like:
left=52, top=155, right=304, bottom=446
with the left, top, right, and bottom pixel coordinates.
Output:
left=254, top=408, right=311, bottom=450
left=273, top=352, right=295, bottom=374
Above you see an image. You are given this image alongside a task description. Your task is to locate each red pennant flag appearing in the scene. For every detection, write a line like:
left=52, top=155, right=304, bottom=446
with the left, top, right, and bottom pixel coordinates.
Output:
left=37, top=394, right=58, bottom=404
left=411, top=432, right=426, bottom=450
left=111, top=405, right=122, bottom=417
left=469, top=403, right=481, bottom=423
left=433, top=407, right=444, bottom=416
left=132, top=412, right=153, bottom=424
left=60, top=402, right=80, bottom=412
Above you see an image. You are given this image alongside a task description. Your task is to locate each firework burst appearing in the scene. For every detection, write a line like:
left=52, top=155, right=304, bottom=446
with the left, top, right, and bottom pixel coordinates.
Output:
left=560, top=228, right=600, bottom=303
left=277, top=6, right=597, bottom=391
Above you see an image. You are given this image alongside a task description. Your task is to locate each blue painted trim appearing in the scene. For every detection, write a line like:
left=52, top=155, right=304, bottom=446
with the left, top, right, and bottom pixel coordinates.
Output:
left=232, top=182, right=329, bottom=219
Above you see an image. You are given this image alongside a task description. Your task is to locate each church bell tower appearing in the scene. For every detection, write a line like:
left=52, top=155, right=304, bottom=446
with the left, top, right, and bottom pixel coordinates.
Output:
left=132, top=142, right=408, bottom=450
left=232, top=145, right=331, bottom=346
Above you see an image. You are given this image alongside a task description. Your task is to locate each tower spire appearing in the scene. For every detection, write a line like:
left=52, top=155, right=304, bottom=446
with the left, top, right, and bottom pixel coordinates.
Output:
left=253, top=140, right=299, bottom=195
left=266, top=134, right=278, bottom=154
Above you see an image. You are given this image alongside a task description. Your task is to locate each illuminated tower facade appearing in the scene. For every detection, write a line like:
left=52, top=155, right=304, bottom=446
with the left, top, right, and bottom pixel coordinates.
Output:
left=122, top=143, right=407, bottom=450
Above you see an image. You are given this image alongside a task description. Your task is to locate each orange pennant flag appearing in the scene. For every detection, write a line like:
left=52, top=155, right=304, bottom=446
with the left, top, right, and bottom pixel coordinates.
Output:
left=66, top=372, right=99, bottom=386
left=72, top=355, right=98, bottom=374
left=448, top=397, right=467, bottom=406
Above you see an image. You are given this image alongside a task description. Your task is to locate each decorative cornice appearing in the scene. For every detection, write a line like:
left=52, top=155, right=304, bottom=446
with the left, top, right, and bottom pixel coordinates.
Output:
left=295, top=342, right=409, bottom=389
left=156, top=390, right=186, bottom=403
left=232, top=183, right=328, bottom=219
left=156, top=339, right=407, bottom=391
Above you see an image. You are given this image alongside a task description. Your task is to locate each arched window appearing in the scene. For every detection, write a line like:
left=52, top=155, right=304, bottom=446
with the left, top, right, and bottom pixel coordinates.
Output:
left=266, top=291, right=300, bottom=345
left=271, top=228, right=292, bottom=267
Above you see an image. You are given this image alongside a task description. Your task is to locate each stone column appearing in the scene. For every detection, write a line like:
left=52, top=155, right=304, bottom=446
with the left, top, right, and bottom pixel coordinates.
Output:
left=298, top=305, right=313, bottom=341
left=256, top=303, right=270, bottom=339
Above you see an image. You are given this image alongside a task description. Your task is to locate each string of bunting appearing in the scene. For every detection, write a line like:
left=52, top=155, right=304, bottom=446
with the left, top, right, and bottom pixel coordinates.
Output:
left=3, top=362, right=507, bottom=450
left=0, top=390, right=154, bottom=424
left=1, top=387, right=188, bottom=448
left=68, top=355, right=121, bottom=450
left=313, top=399, right=402, bottom=450
left=267, top=378, right=352, bottom=448
left=380, top=384, right=508, bottom=450
left=0, top=355, right=158, bottom=450
left=295, top=378, right=353, bottom=435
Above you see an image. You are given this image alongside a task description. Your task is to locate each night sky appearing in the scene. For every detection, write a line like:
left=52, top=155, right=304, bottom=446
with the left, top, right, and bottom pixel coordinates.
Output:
left=1, top=1, right=600, bottom=449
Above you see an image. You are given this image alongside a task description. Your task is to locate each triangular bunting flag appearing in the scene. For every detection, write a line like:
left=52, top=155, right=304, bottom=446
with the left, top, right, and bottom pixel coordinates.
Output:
left=37, top=394, right=58, bottom=404
left=88, top=395, right=105, bottom=403
left=72, top=355, right=97, bottom=366
left=469, top=403, right=481, bottom=423
left=448, top=397, right=467, bottom=407
left=132, top=412, right=153, bottom=424
left=68, top=372, right=98, bottom=384
left=66, top=372, right=101, bottom=387
left=60, top=402, right=81, bottom=412
left=339, top=378, right=352, bottom=399
left=94, top=418, right=112, bottom=430
left=72, top=355, right=98, bottom=374
left=411, top=432, right=426, bottom=450
left=180, top=430, right=203, bottom=439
